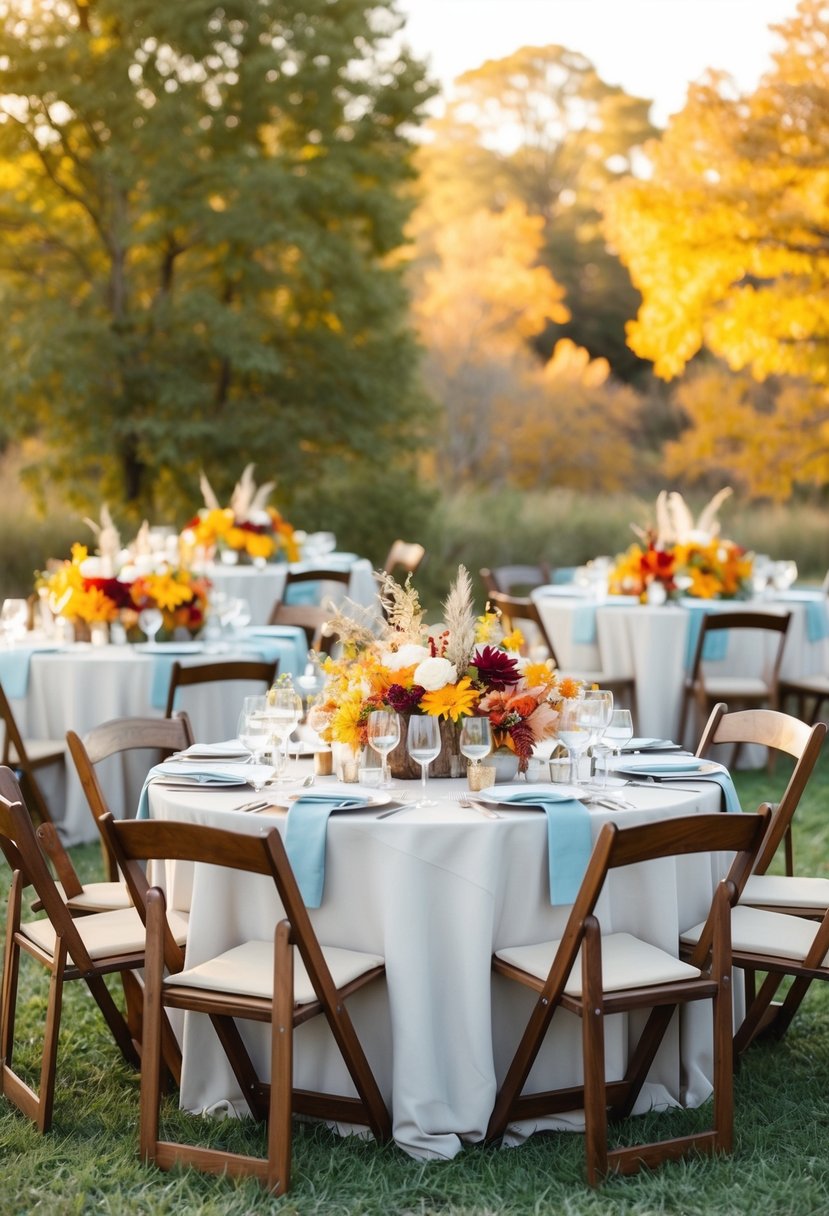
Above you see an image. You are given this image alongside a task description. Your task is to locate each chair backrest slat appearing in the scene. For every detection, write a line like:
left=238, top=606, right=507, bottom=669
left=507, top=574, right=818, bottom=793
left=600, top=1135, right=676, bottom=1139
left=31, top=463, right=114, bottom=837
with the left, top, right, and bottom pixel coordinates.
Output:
left=165, top=660, right=277, bottom=718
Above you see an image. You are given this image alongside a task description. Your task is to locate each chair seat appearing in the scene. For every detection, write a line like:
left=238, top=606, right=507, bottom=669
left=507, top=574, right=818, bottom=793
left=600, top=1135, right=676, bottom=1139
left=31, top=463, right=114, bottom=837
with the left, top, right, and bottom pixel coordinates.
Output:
left=171, top=939, right=385, bottom=1007
left=8, top=738, right=65, bottom=764
left=699, top=677, right=770, bottom=697
left=780, top=674, right=829, bottom=693
left=495, top=931, right=700, bottom=997
left=682, top=904, right=825, bottom=964
left=22, top=905, right=189, bottom=961
left=741, top=873, right=829, bottom=910
left=58, top=879, right=133, bottom=913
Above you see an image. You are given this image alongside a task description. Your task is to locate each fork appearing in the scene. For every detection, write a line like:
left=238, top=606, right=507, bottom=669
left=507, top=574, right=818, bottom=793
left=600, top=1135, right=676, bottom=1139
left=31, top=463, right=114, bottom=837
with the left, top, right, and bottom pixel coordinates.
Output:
left=458, top=796, right=501, bottom=819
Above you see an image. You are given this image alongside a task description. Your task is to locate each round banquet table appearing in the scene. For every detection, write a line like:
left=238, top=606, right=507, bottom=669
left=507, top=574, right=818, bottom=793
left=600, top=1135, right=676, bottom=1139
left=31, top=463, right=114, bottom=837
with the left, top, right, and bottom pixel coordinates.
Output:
left=148, top=769, right=728, bottom=1161
left=531, top=588, right=829, bottom=744
left=205, top=555, right=378, bottom=625
left=4, top=632, right=307, bottom=843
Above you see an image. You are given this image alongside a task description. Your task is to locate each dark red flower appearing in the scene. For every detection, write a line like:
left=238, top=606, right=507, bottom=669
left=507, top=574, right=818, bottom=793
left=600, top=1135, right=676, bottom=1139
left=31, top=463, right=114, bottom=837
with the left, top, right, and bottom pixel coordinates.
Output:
left=471, top=645, right=521, bottom=691
left=386, top=683, right=425, bottom=714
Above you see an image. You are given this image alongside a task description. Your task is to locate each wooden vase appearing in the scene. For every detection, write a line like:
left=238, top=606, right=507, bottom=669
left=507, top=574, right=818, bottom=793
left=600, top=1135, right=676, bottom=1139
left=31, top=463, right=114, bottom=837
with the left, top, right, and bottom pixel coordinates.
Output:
left=388, top=714, right=462, bottom=779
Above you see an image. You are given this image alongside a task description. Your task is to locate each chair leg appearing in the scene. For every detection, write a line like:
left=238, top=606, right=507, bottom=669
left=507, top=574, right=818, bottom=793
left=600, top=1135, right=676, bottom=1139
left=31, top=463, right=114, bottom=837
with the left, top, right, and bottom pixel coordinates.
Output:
left=267, top=920, right=294, bottom=1195
left=711, top=894, right=733, bottom=1152
left=139, top=892, right=166, bottom=1164
left=581, top=919, right=607, bottom=1186
left=86, top=973, right=140, bottom=1069
left=0, top=872, right=22, bottom=1072
left=765, top=975, right=813, bottom=1043
left=37, top=938, right=66, bottom=1131
left=734, top=970, right=786, bottom=1056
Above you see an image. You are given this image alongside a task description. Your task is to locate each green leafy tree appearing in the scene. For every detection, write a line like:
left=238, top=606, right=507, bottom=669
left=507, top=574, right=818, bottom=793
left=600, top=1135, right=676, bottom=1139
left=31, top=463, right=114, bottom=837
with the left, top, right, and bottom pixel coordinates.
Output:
left=0, top=0, right=435, bottom=537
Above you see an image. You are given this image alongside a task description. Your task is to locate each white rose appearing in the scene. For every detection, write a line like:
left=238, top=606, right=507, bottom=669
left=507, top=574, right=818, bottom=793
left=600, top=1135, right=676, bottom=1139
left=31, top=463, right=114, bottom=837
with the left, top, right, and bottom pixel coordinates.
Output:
left=413, top=656, right=457, bottom=691
left=383, top=643, right=430, bottom=671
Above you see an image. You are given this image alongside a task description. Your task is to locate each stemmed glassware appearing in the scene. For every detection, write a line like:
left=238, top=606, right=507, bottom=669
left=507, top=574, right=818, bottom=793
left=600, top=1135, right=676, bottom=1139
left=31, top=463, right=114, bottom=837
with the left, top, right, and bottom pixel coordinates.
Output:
left=557, top=699, right=591, bottom=785
left=138, top=606, right=164, bottom=646
left=265, top=685, right=303, bottom=782
left=0, top=598, right=28, bottom=644
left=577, top=689, right=614, bottom=786
left=406, top=715, right=441, bottom=807
left=603, top=709, right=634, bottom=772
left=459, top=717, right=492, bottom=768
left=367, top=709, right=401, bottom=789
left=236, top=695, right=272, bottom=789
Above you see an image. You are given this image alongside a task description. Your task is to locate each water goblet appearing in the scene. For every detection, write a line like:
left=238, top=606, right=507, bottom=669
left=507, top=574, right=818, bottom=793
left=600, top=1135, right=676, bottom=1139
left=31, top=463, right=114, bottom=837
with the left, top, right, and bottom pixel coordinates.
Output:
left=367, top=709, right=401, bottom=789
left=138, top=606, right=164, bottom=646
left=266, top=685, right=303, bottom=782
left=459, top=717, right=492, bottom=768
left=236, top=695, right=272, bottom=788
left=577, top=689, right=614, bottom=786
left=557, top=699, right=591, bottom=785
left=604, top=709, right=634, bottom=774
left=406, top=715, right=441, bottom=807
left=0, top=598, right=28, bottom=644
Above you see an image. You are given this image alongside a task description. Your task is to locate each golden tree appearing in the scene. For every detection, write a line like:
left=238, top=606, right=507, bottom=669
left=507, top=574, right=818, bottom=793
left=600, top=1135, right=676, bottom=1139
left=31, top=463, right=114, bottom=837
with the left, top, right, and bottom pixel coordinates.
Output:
left=607, top=0, right=829, bottom=496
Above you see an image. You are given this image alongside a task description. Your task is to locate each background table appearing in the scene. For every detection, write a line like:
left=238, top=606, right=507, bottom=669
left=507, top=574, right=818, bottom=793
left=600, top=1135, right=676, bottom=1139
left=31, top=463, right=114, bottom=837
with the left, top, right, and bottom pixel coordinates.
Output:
left=149, top=771, right=725, bottom=1160
left=206, top=555, right=378, bottom=624
left=532, top=588, right=829, bottom=743
left=3, top=630, right=308, bottom=843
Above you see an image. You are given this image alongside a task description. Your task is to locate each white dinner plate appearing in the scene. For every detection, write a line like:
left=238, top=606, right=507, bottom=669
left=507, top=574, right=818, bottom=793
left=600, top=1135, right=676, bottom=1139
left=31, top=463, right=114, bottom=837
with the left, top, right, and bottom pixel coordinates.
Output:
left=269, top=786, right=392, bottom=808
left=478, top=782, right=585, bottom=804
left=173, top=749, right=251, bottom=762
left=612, top=757, right=721, bottom=777
left=620, top=738, right=682, bottom=752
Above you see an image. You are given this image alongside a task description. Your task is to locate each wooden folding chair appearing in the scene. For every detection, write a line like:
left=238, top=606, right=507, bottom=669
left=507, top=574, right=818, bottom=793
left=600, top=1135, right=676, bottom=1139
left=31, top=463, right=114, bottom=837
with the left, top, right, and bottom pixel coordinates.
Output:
left=677, top=610, right=792, bottom=750
left=696, top=704, right=827, bottom=915
left=486, top=808, right=770, bottom=1185
left=66, top=714, right=195, bottom=894
left=480, top=564, right=551, bottom=596
left=0, top=680, right=64, bottom=826
left=163, top=659, right=277, bottom=719
left=383, top=540, right=426, bottom=578
left=99, top=813, right=391, bottom=1195
left=488, top=590, right=635, bottom=707
left=0, top=768, right=186, bottom=1132
left=267, top=603, right=338, bottom=654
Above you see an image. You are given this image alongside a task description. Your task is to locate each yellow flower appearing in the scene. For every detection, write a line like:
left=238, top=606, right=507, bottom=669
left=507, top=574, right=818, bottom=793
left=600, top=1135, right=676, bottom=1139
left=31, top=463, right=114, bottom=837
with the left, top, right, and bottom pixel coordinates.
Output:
left=70, top=543, right=89, bottom=564
left=524, top=659, right=556, bottom=689
left=329, top=688, right=366, bottom=748
left=421, top=676, right=479, bottom=722
left=475, top=612, right=498, bottom=643
left=500, top=628, right=524, bottom=653
left=245, top=532, right=275, bottom=560
left=74, top=586, right=119, bottom=624
left=225, top=526, right=249, bottom=552
left=140, top=572, right=194, bottom=613
left=556, top=676, right=583, bottom=701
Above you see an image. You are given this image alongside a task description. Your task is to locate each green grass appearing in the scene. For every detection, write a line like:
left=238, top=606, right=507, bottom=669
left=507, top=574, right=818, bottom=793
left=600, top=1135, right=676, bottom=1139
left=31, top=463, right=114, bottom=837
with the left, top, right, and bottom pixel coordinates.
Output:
left=2, top=759, right=829, bottom=1214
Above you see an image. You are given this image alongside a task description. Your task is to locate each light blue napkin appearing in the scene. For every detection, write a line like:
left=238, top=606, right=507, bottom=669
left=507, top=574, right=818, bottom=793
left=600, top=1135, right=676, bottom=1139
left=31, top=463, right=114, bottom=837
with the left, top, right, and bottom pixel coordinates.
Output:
left=135, top=760, right=272, bottom=819
left=239, top=626, right=309, bottom=679
left=284, top=793, right=367, bottom=907
left=149, top=653, right=181, bottom=710
left=491, top=790, right=592, bottom=906
left=683, top=605, right=729, bottom=669
left=804, top=597, right=829, bottom=643
left=0, top=648, right=40, bottom=699
left=613, top=758, right=741, bottom=814
left=570, top=597, right=636, bottom=645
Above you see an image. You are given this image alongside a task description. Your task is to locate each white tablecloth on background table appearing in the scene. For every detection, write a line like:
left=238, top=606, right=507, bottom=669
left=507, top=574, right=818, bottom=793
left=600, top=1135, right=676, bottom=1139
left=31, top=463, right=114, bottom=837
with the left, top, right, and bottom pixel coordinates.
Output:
left=532, top=588, right=829, bottom=743
left=205, top=555, right=378, bottom=625
left=148, top=771, right=726, bottom=1161
left=5, top=631, right=308, bottom=843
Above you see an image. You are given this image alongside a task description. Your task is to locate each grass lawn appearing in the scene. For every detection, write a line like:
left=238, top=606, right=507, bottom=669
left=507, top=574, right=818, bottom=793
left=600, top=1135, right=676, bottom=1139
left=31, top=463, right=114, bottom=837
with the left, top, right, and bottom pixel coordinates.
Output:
left=2, top=758, right=829, bottom=1215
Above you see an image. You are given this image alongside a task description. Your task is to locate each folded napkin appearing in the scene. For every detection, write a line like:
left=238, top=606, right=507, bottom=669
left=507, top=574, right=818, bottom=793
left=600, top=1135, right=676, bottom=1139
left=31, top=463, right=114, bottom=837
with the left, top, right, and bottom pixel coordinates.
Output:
left=239, top=627, right=309, bottom=679
left=284, top=793, right=367, bottom=907
left=491, top=788, right=592, bottom=906
left=0, top=646, right=57, bottom=699
left=174, top=739, right=250, bottom=759
left=136, top=760, right=273, bottom=819
left=683, top=606, right=729, bottom=669
left=804, top=597, right=829, bottom=644
left=612, top=757, right=741, bottom=814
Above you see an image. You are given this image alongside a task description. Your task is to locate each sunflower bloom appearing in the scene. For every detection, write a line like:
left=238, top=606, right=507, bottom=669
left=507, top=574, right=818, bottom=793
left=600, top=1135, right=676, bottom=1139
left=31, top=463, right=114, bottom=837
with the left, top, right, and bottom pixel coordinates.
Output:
left=421, top=677, right=479, bottom=721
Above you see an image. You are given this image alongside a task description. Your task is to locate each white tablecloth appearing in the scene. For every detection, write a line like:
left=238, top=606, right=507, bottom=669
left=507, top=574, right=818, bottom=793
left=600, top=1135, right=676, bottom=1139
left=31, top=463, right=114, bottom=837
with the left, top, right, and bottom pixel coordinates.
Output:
left=148, top=771, right=726, bottom=1160
left=205, top=555, right=378, bottom=625
left=532, top=588, right=829, bottom=743
left=5, top=632, right=307, bottom=843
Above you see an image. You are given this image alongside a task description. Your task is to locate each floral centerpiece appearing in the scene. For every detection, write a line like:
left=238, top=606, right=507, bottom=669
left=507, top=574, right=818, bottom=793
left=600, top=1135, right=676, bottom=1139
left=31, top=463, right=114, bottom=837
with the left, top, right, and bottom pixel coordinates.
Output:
left=181, top=464, right=299, bottom=564
left=609, top=488, right=753, bottom=601
left=308, top=566, right=584, bottom=774
left=37, top=510, right=209, bottom=637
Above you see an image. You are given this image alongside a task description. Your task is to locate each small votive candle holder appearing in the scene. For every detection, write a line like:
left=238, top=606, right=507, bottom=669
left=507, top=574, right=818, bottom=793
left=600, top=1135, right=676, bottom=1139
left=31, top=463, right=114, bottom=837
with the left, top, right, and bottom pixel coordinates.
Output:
left=524, top=757, right=548, bottom=784
left=549, top=758, right=571, bottom=784
left=468, top=763, right=496, bottom=792
left=314, top=750, right=333, bottom=777
left=340, top=755, right=360, bottom=783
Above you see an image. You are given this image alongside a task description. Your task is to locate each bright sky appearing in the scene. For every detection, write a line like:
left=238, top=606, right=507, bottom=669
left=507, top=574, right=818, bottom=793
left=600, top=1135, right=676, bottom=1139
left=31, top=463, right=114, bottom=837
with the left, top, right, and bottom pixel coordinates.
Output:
left=394, top=0, right=802, bottom=125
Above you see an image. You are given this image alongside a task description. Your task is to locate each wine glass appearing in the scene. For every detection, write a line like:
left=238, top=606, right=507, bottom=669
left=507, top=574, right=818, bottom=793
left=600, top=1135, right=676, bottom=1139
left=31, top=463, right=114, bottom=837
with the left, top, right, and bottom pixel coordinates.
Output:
left=236, top=695, right=272, bottom=787
left=367, top=709, right=401, bottom=788
left=459, top=717, right=492, bottom=767
left=138, top=606, right=164, bottom=646
left=577, top=689, right=614, bottom=786
left=557, top=699, right=591, bottom=785
left=266, top=685, right=303, bottom=782
left=604, top=709, right=634, bottom=773
left=406, top=715, right=441, bottom=807
left=0, top=598, right=28, bottom=644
